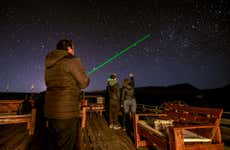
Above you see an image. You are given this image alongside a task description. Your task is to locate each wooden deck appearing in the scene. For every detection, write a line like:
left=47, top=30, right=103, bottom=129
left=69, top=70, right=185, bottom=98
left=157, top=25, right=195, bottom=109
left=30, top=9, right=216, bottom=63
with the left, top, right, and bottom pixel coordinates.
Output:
left=0, top=124, right=32, bottom=150
left=81, top=113, right=136, bottom=150
left=0, top=111, right=229, bottom=150
left=0, top=112, right=138, bottom=150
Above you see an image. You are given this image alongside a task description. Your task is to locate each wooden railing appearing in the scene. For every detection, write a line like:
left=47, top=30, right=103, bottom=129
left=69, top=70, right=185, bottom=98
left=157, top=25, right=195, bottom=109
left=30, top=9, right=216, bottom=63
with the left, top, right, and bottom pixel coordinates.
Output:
left=134, top=104, right=224, bottom=150
left=0, top=99, right=36, bottom=135
left=81, top=95, right=105, bottom=128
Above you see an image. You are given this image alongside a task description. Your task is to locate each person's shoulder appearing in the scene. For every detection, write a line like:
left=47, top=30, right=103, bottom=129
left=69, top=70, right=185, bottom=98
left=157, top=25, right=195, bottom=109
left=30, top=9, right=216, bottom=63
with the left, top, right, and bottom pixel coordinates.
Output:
left=65, top=55, right=81, bottom=62
left=63, top=54, right=75, bottom=59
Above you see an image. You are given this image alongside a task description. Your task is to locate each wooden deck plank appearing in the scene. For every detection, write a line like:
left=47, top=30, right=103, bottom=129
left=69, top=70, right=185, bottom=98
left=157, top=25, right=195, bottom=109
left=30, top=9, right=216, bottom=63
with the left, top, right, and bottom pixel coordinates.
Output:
left=0, top=112, right=229, bottom=150
left=82, top=112, right=136, bottom=150
left=0, top=124, right=32, bottom=149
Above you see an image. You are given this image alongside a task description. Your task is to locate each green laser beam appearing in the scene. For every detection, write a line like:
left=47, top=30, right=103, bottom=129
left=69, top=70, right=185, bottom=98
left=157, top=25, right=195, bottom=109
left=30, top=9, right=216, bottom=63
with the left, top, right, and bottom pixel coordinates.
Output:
left=87, top=34, right=151, bottom=76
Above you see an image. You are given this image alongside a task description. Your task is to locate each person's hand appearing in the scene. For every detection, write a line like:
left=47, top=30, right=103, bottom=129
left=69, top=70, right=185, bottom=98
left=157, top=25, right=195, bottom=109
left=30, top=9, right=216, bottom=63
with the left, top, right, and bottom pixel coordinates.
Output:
left=129, top=73, right=134, bottom=77
left=121, top=105, right=123, bottom=108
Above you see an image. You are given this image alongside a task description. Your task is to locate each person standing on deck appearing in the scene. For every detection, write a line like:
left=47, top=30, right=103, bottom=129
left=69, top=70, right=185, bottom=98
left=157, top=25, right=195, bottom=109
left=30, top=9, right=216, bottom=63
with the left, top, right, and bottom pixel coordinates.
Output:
left=107, top=73, right=121, bottom=130
left=44, top=39, right=90, bottom=150
left=121, top=73, right=136, bottom=131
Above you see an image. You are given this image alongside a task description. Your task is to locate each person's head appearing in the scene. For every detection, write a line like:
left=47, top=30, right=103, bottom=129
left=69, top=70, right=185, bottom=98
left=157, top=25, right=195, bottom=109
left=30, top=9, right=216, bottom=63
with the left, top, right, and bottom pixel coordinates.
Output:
left=56, top=39, right=75, bottom=55
left=107, top=73, right=117, bottom=82
left=122, top=78, right=130, bottom=87
left=110, top=73, right=117, bottom=80
left=108, top=73, right=118, bottom=86
left=129, top=73, right=134, bottom=78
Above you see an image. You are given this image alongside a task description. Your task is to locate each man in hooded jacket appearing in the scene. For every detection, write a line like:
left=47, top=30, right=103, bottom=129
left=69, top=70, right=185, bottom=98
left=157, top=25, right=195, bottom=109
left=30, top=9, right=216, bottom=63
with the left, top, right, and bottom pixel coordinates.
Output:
left=107, top=73, right=121, bottom=130
left=44, top=39, right=90, bottom=150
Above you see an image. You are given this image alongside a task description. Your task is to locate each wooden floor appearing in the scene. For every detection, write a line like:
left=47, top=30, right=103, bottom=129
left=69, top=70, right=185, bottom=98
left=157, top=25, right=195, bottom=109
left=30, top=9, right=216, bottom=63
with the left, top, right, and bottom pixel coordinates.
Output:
left=81, top=113, right=137, bottom=150
left=0, top=124, right=32, bottom=150
left=0, top=113, right=138, bottom=150
left=0, top=112, right=229, bottom=150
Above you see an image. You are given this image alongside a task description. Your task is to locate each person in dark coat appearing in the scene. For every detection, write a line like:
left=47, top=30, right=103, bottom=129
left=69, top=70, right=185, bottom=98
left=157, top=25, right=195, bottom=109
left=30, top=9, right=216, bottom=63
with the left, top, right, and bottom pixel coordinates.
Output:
left=107, top=73, right=121, bottom=130
left=121, top=73, right=136, bottom=131
left=44, top=39, right=90, bottom=150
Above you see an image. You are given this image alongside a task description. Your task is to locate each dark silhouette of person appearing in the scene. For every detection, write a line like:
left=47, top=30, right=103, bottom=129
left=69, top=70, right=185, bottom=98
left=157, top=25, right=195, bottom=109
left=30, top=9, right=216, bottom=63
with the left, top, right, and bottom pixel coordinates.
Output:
left=107, top=73, right=121, bottom=130
left=121, top=73, right=136, bottom=131
left=44, top=39, right=90, bottom=150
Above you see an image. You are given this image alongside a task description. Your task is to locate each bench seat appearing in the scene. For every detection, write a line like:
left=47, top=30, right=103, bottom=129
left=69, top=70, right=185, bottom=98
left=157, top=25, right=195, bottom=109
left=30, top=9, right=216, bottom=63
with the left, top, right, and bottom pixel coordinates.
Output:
left=0, top=99, right=36, bottom=135
left=134, top=104, right=224, bottom=150
left=183, top=129, right=212, bottom=142
left=138, top=120, right=212, bottom=143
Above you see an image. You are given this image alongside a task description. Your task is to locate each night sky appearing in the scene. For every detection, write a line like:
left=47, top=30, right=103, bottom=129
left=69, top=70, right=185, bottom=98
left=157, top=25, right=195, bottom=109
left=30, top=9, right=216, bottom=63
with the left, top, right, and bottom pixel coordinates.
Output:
left=0, top=0, right=230, bottom=92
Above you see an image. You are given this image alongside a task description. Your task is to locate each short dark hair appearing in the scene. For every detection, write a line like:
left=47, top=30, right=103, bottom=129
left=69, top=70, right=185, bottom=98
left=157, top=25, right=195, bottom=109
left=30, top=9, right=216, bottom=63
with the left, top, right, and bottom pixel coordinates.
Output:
left=56, top=39, right=73, bottom=50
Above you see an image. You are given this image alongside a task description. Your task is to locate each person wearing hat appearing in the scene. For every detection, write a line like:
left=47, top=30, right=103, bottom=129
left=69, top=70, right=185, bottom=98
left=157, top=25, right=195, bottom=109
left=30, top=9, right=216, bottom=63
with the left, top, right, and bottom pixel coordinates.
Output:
left=107, top=73, right=121, bottom=130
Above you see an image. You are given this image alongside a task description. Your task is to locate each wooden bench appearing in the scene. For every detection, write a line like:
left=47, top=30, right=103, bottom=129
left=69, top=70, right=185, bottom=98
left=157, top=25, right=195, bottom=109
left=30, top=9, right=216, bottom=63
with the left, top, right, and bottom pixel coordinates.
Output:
left=84, top=96, right=105, bottom=116
left=80, top=96, right=105, bottom=128
left=45, top=96, right=104, bottom=129
left=134, top=104, right=224, bottom=150
left=0, top=99, right=36, bottom=135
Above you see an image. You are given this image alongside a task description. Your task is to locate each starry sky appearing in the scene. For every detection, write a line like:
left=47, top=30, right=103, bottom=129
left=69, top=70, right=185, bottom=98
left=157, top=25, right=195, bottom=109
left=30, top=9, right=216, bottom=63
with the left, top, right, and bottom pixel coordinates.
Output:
left=0, top=0, right=230, bottom=92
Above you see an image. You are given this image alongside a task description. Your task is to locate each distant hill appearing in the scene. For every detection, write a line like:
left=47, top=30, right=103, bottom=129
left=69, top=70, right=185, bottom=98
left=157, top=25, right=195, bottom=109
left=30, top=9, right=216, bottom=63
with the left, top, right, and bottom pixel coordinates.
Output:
left=86, top=83, right=230, bottom=110
left=197, top=84, right=230, bottom=110
left=1, top=83, right=229, bottom=110
left=134, top=83, right=200, bottom=105
left=0, top=92, right=40, bottom=100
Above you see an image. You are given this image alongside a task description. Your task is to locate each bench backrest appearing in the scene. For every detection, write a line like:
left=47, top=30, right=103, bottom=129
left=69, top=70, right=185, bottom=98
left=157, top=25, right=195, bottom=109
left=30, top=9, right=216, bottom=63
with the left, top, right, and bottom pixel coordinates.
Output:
left=162, top=104, right=223, bottom=126
left=0, top=100, right=24, bottom=114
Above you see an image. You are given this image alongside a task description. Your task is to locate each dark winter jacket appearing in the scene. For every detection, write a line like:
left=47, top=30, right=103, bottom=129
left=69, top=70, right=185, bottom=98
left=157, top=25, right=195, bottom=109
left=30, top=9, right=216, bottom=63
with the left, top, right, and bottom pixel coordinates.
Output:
left=107, top=79, right=120, bottom=103
left=121, top=77, right=135, bottom=103
left=121, top=85, right=135, bottom=103
left=44, top=50, right=89, bottom=119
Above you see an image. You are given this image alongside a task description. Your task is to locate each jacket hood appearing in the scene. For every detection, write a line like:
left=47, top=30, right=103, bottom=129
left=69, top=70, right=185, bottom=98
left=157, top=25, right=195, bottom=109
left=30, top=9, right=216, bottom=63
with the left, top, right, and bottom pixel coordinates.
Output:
left=45, top=50, right=70, bottom=68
